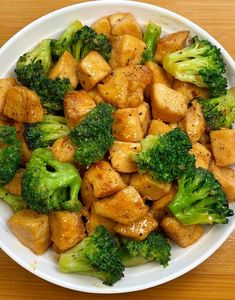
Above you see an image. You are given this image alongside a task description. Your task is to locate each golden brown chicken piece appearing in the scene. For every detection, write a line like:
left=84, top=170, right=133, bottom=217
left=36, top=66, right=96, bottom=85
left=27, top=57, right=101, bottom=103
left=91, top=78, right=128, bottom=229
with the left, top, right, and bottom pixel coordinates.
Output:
left=50, top=136, right=75, bottom=163
left=4, top=169, right=24, bottom=196
left=86, top=207, right=116, bottom=234
left=92, top=16, right=112, bottom=38
left=0, top=78, right=18, bottom=116
left=190, top=142, right=212, bottom=169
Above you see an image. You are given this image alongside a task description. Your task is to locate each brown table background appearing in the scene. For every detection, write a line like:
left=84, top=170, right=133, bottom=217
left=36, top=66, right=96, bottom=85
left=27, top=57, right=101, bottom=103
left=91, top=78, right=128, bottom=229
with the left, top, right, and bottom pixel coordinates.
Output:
left=0, top=0, right=235, bottom=299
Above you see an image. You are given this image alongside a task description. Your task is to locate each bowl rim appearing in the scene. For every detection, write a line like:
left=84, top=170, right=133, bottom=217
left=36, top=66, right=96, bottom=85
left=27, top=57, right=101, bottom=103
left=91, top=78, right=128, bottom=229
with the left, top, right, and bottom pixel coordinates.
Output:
left=0, top=0, right=235, bottom=294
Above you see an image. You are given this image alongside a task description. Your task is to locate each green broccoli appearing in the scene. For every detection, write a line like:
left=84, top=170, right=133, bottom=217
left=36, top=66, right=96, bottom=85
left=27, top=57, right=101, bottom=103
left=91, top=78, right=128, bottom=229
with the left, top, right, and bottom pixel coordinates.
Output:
left=133, top=128, right=196, bottom=183
left=0, top=125, right=21, bottom=184
left=0, top=185, right=26, bottom=212
left=22, top=148, right=82, bottom=214
left=51, top=20, right=83, bottom=61
left=24, top=115, right=70, bottom=149
left=120, top=231, right=171, bottom=267
left=168, top=167, right=234, bottom=225
left=198, top=87, right=235, bottom=131
left=15, top=39, right=52, bottom=87
left=141, top=22, right=161, bottom=64
left=59, top=225, right=124, bottom=286
left=72, top=25, right=111, bottom=61
left=70, top=103, right=115, bottom=166
left=163, top=36, right=227, bottom=97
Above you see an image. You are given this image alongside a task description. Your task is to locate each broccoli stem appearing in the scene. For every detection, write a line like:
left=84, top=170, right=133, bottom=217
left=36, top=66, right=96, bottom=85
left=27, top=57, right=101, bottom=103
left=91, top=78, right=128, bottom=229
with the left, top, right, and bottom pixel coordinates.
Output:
left=0, top=186, right=26, bottom=212
left=142, top=22, right=161, bottom=64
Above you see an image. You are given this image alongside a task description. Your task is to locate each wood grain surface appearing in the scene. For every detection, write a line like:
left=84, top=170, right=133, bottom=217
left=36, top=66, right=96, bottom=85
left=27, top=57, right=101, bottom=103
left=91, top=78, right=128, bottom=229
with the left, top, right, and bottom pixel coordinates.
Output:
left=0, top=0, right=235, bottom=299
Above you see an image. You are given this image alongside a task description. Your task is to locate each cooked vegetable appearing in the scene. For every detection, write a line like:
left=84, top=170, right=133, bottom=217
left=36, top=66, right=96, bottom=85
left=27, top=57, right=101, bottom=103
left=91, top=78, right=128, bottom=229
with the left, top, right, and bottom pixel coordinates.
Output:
left=168, top=167, right=234, bottom=225
left=70, top=103, right=115, bottom=166
left=0, top=185, right=26, bottom=212
left=142, top=22, right=161, bottom=64
left=133, top=128, right=196, bottom=183
left=163, top=36, right=227, bottom=97
left=22, top=148, right=82, bottom=214
left=59, top=225, right=124, bottom=286
left=24, top=115, right=69, bottom=149
left=0, top=125, right=21, bottom=184
left=120, top=231, right=171, bottom=267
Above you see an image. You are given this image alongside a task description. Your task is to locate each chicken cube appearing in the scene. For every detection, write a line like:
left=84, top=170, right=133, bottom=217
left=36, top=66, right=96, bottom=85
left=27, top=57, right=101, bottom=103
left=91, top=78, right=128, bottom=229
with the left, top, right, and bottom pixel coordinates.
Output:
left=50, top=136, right=75, bottom=163
left=8, top=209, right=51, bottom=255
left=4, top=169, right=24, bottom=196
left=13, top=122, right=32, bottom=165
left=112, top=108, right=144, bottom=142
left=130, top=173, right=171, bottom=201
left=210, top=128, right=235, bottom=166
left=49, top=51, right=79, bottom=88
left=98, top=65, right=152, bottom=108
left=190, top=142, right=212, bottom=169
left=137, top=102, right=151, bottom=136
left=161, top=216, right=204, bottom=248
left=94, top=186, right=148, bottom=224
left=148, top=119, right=172, bottom=135
left=182, top=101, right=205, bottom=142
left=210, top=162, right=235, bottom=202
left=109, top=34, right=146, bottom=69
left=64, top=90, right=96, bottom=128
left=109, top=141, right=141, bottom=173
left=81, top=173, right=97, bottom=209
left=77, top=51, right=111, bottom=91
left=150, top=191, right=175, bottom=219
left=155, top=30, right=189, bottom=64
left=114, top=212, right=158, bottom=241
left=50, top=211, right=86, bottom=252
left=4, top=86, right=43, bottom=123
left=86, top=207, right=116, bottom=234
left=83, top=161, right=126, bottom=199
left=151, top=83, right=187, bottom=122
left=0, top=78, right=18, bottom=116
left=92, top=16, right=111, bottom=38
left=109, top=13, right=143, bottom=39
left=87, top=87, right=104, bottom=104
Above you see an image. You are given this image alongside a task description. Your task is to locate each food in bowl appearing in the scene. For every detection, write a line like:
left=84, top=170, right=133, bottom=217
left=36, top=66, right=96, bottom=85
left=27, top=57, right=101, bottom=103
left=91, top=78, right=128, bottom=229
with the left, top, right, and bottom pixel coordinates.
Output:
left=0, top=11, right=235, bottom=287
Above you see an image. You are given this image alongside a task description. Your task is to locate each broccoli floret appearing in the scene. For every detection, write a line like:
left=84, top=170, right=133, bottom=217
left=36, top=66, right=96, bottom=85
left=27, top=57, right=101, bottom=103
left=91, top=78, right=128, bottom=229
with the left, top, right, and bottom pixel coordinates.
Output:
left=72, top=25, right=111, bottom=61
left=15, top=39, right=52, bottom=87
left=141, top=22, right=161, bottom=64
left=24, top=115, right=70, bottom=149
left=59, top=225, right=124, bottom=286
left=0, top=125, right=21, bottom=184
left=133, top=128, right=196, bottom=183
left=51, top=20, right=83, bottom=61
left=22, top=148, right=82, bottom=214
left=198, top=87, right=235, bottom=131
left=120, top=231, right=171, bottom=267
left=70, top=103, right=115, bottom=166
left=163, top=36, right=227, bottom=97
left=168, top=167, right=234, bottom=225
left=0, top=185, right=26, bottom=212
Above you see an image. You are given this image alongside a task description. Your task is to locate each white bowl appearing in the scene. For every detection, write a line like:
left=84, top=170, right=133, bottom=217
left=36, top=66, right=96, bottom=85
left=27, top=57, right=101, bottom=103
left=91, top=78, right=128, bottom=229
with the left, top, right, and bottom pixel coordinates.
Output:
left=0, top=0, right=235, bottom=294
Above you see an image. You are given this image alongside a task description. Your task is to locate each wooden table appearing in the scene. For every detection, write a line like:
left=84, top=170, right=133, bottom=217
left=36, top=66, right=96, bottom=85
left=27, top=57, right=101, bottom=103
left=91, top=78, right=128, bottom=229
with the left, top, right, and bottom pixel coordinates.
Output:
left=0, top=0, right=235, bottom=299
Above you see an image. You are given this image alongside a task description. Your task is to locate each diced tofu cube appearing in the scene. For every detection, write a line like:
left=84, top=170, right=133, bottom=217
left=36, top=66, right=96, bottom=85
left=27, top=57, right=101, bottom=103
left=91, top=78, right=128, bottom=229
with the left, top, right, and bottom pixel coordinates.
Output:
left=150, top=191, right=175, bottom=219
left=77, top=51, right=111, bottom=91
left=161, top=216, right=204, bottom=248
left=8, top=209, right=51, bottom=255
left=210, top=162, right=235, bottom=202
left=109, top=13, right=143, bottom=39
left=182, top=101, right=205, bottom=142
left=114, top=212, right=158, bottom=240
left=151, top=83, right=187, bottom=122
left=130, top=173, right=171, bottom=201
left=83, top=161, right=126, bottom=198
left=112, top=108, right=144, bottom=142
left=50, top=136, right=75, bottom=163
left=148, top=119, right=172, bottom=135
left=87, top=87, right=104, bottom=104
left=98, top=65, right=152, bottom=108
left=109, top=141, right=141, bottom=173
left=173, top=80, right=209, bottom=104
left=4, top=169, right=24, bottom=196
left=93, top=186, right=149, bottom=224
left=50, top=211, right=86, bottom=252
left=13, top=122, right=32, bottom=165
left=145, top=61, right=171, bottom=98
left=81, top=173, right=97, bottom=209
left=210, top=128, right=235, bottom=166
left=86, top=207, right=116, bottom=234
left=0, top=78, right=18, bottom=116
left=49, top=51, right=79, bottom=88
left=155, top=30, right=189, bottom=64
left=4, top=86, right=43, bottom=123
left=64, top=90, right=96, bottom=128
left=92, top=16, right=111, bottom=38
left=190, top=142, right=212, bottom=169
left=137, top=102, right=151, bottom=136
left=109, top=34, right=146, bottom=69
